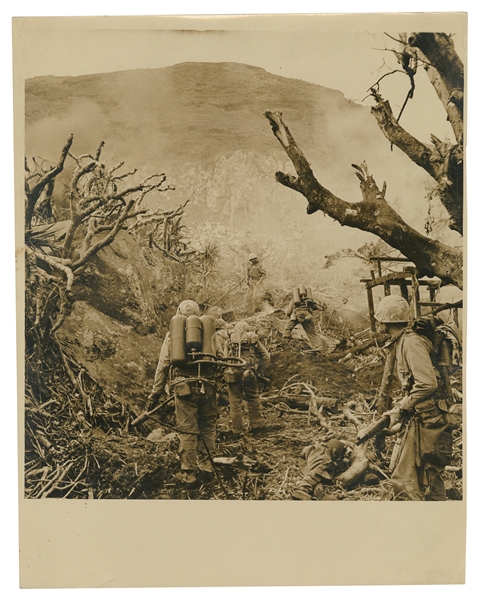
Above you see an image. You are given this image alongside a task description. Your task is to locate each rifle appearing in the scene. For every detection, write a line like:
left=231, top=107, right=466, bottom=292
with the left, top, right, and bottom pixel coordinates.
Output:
left=356, top=414, right=391, bottom=445
left=215, top=276, right=247, bottom=305
left=131, top=397, right=173, bottom=427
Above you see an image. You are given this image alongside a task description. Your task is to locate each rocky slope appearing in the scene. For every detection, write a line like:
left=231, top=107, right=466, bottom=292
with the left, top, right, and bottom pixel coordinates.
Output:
left=26, top=62, right=432, bottom=244
left=25, top=62, right=435, bottom=405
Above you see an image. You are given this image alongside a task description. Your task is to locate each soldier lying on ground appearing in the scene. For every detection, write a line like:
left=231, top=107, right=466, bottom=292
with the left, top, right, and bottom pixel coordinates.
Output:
left=292, top=439, right=352, bottom=500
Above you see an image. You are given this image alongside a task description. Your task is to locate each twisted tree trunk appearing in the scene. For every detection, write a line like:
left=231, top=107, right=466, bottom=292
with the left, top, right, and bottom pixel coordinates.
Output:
left=264, top=111, right=462, bottom=288
left=370, top=33, right=464, bottom=234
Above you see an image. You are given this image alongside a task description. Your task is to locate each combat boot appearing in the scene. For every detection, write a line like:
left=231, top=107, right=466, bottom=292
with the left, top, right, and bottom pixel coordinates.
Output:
left=175, top=470, right=196, bottom=488
left=291, top=481, right=313, bottom=500
left=198, top=457, right=215, bottom=482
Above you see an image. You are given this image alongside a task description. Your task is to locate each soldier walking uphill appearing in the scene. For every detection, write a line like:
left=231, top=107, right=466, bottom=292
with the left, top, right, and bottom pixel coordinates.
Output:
left=224, top=321, right=270, bottom=438
left=147, top=300, right=220, bottom=487
left=246, top=253, right=266, bottom=312
left=283, top=285, right=329, bottom=351
left=375, top=295, right=456, bottom=501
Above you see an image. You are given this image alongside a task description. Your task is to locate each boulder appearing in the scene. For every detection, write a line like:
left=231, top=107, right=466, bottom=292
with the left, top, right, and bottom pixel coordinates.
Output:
left=73, top=230, right=167, bottom=335
left=58, top=301, right=162, bottom=409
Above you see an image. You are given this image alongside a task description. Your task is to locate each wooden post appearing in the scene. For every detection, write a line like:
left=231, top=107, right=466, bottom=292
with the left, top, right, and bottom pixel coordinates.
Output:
left=375, top=342, right=397, bottom=455
left=453, top=307, right=459, bottom=328
left=411, top=274, right=420, bottom=318
left=376, top=344, right=397, bottom=415
left=438, top=340, right=454, bottom=402
left=366, top=287, right=376, bottom=332
left=399, top=280, right=409, bottom=300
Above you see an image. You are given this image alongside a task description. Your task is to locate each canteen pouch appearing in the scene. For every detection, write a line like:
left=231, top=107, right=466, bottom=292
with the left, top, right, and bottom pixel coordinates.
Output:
left=175, top=380, right=192, bottom=398
left=414, top=398, right=443, bottom=425
left=418, top=422, right=453, bottom=466
left=224, top=368, right=236, bottom=384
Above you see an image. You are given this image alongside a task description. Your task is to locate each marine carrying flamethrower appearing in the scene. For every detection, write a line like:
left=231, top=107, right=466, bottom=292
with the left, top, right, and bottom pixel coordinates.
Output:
left=170, top=314, right=246, bottom=387
left=293, top=285, right=313, bottom=307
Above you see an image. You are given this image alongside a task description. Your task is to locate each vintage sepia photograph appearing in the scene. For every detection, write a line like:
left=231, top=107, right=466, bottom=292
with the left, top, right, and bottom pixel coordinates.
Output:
left=11, top=8, right=473, bottom=590
left=18, top=15, right=465, bottom=505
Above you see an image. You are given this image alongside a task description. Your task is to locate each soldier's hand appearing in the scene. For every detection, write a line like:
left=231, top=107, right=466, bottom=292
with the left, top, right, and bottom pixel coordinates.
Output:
left=412, top=315, right=443, bottom=340
left=399, top=395, right=415, bottom=412
left=145, top=393, right=161, bottom=412
left=384, top=406, right=402, bottom=428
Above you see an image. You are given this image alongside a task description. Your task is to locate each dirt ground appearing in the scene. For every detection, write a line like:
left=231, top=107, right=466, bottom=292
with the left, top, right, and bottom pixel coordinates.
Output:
left=25, top=316, right=463, bottom=501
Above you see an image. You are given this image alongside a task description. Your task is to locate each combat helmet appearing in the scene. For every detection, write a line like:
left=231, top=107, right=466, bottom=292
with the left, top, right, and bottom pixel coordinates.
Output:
left=374, top=295, right=411, bottom=324
left=177, top=299, right=200, bottom=317
left=231, top=321, right=251, bottom=343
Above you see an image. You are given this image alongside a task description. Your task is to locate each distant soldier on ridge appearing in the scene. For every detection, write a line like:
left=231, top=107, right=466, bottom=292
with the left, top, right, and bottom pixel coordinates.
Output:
left=246, top=253, right=266, bottom=312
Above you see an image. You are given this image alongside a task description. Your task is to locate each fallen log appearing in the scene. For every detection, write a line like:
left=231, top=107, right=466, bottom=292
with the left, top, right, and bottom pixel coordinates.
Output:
left=333, top=334, right=389, bottom=361
left=261, top=392, right=337, bottom=411
left=337, top=442, right=369, bottom=489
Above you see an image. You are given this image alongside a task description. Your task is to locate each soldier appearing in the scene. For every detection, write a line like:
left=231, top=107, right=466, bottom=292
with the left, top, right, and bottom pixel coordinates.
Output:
left=224, top=321, right=270, bottom=438
left=246, top=253, right=266, bottom=312
left=283, top=286, right=332, bottom=351
left=375, top=295, right=455, bottom=501
left=147, top=300, right=220, bottom=487
left=292, top=440, right=352, bottom=500
left=206, top=306, right=231, bottom=355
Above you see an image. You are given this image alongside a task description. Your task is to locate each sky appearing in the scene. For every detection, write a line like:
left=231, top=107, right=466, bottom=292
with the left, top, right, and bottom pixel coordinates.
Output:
left=15, top=16, right=466, bottom=144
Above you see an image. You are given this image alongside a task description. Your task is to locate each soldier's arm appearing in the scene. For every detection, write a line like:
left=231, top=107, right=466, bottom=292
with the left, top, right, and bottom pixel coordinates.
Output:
left=211, top=332, right=226, bottom=358
left=310, top=298, right=324, bottom=311
left=285, top=299, right=294, bottom=316
left=255, top=341, right=271, bottom=373
left=400, top=334, right=438, bottom=410
left=150, top=333, right=171, bottom=397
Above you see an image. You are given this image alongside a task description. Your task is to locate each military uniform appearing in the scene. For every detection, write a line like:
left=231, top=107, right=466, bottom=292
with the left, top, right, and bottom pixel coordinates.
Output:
left=224, top=325, right=270, bottom=434
left=283, top=298, right=330, bottom=350
left=151, top=333, right=220, bottom=475
left=390, top=329, right=453, bottom=501
left=292, top=440, right=350, bottom=500
left=246, top=257, right=266, bottom=311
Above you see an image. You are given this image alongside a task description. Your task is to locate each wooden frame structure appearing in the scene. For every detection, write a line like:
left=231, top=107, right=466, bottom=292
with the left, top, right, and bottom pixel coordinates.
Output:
left=361, top=256, right=458, bottom=332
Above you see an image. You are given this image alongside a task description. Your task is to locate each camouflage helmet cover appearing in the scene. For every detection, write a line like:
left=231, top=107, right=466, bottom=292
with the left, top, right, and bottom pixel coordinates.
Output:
left=177, top=299, right=200, bottom=317
left=206, top=305, right=223, bottom=320
left=231, top=321, right=251, bottom=343
left=374, top=295, right=411, bottom=324
left=248, top=253, right=258, bottom=261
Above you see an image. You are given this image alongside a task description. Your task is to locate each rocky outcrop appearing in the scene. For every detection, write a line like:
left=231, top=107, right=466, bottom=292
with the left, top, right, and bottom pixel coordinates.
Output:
left=73, top=231, right=162, bottom=335
left=59, top=231, right=183, bottom=407
left=58, top=301, right=161, bottom=410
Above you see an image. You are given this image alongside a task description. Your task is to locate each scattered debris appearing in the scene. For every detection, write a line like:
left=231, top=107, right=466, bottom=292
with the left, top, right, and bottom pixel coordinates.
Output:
left=24, top=298, right=462, bottom=500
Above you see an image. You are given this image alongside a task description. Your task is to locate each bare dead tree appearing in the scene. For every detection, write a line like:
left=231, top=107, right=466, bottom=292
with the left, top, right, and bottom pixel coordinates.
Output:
left=369, top=33, right=463, bottom=234
left=25, top=136, right=176, bottom=337
left=264, top=32, right=463, bottom=288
